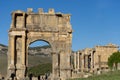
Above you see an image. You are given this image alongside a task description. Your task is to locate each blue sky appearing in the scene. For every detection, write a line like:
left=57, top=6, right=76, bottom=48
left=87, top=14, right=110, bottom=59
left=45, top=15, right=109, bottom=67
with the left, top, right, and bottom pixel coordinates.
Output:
left=0, top=0, right=120, bottom=51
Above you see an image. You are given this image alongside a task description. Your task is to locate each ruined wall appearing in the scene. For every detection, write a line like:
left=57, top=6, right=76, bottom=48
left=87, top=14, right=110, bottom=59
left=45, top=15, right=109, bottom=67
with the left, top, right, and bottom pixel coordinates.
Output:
left=94, top=43, right=119, bottom=70
left=72, top=43, right=119, bottom=76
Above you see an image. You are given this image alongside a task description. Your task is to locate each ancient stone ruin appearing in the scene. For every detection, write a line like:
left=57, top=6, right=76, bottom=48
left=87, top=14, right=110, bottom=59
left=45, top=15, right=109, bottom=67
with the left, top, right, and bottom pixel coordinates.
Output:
left=72, top=43, right=119, bottom=78
left=7, top=8, right=72, bottom=80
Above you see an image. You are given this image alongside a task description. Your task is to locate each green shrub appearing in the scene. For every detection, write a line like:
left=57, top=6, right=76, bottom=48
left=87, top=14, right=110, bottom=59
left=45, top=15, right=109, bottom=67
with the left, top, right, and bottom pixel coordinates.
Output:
left=108, top=51, right=120, bottom=70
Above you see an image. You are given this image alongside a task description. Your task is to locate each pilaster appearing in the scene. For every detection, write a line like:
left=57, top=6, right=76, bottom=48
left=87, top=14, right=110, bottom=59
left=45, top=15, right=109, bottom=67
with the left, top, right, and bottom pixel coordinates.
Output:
left=10, top=35, right=15, bottom=65
left=22, top=35, right=26, bottom=65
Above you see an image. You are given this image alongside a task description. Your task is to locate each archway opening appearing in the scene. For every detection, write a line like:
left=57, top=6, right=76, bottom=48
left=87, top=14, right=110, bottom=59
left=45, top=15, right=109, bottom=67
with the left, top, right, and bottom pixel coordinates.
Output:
left=27, top=40, right=52, bottom=79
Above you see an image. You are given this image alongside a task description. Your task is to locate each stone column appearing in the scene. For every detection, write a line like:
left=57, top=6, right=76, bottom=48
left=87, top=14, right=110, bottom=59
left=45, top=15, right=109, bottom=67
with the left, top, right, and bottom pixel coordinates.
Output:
left=21, top=35, right=26, bottom=78
left=51, top=52, right=55, bottom=78
left=74, top=52, right=77, bottom=70
left=98, top=55, right=101, bottom=70
left=60, top=51, right=68, bottom=79
left=15, top=36, right=25, bottom=80
left=7, top=35, right=15, bottom=79
left=51, top=52, right=59, bottom=79
left=81, top=53, right=84, bottom=72
left=84, top=55, right=86, bottom=68
left=11, top=35, right=15, bottom=65
left=59, top=42, right=71, bottom=79
left=22, top=35, right=25, bottom=65
left=85, top=55, right=88, bottom=71
left=93, top=52, right=95, bottom=72
left=77, top=52, right=79, bottom=71
left=90, top=52, right=93, bottom=72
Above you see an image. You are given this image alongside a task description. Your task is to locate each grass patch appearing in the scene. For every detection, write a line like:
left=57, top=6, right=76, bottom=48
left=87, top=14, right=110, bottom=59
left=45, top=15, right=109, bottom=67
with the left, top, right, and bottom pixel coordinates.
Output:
left=0, top=54, right=7, bottom=76
left=70, top=70, right=120, bottom=80
left=28, top=63, right=52, bottom=76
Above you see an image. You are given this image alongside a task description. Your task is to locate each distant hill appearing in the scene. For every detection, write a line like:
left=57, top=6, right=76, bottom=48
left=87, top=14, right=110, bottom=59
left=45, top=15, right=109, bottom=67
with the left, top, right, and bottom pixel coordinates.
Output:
left=0, top=44, right=7, bottom=55
left=0, top=43, right=51, bottom=56
left=28, top=45, right=51, bottom=56
left=29, top=45, right=51, bottom=50
left=0, top=44, right=7, bottom=47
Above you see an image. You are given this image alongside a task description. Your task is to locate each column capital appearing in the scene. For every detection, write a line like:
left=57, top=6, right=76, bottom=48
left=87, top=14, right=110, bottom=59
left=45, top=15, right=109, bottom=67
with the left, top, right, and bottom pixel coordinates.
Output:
left=9, top=34, right=15, bottom=38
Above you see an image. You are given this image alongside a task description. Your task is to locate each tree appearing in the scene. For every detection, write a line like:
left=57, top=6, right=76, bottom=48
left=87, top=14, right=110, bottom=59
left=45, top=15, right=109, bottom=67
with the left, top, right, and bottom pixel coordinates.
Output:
left=108, top=51, right=120, bottom=70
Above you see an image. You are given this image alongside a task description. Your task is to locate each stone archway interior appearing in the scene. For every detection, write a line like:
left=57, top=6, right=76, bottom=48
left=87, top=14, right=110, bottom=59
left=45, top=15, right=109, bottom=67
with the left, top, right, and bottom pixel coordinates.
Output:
left=27, top=40, right=52, bottom=77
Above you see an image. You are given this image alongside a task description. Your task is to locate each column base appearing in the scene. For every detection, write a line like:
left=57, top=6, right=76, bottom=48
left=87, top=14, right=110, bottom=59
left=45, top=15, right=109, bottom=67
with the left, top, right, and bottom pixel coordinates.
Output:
left=6, top=64, right=16, bottom=80
left=16, top=64, right=26, bottom=80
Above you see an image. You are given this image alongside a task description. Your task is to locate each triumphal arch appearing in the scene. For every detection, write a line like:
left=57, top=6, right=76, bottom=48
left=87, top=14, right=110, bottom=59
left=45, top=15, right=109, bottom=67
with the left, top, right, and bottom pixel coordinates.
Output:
left=7, top=8, right=72, bottom=80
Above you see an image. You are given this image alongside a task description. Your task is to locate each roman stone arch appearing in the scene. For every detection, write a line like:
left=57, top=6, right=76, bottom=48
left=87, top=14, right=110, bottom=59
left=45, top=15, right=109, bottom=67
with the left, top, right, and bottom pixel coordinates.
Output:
left=7, top=8, right=72, bottom=80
